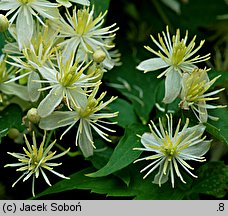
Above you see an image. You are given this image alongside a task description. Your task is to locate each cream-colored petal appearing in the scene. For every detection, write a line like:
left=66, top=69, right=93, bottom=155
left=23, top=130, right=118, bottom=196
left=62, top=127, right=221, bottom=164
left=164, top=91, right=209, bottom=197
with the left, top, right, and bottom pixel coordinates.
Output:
left=162, top=67, right=181, bottom=104
left=37, top=85, right=64, bottom=117
left=136, top=58, right=168, bottom=72
left=181, top=140, right=211, bottom=158
left=39, top=111, right=78, bottom=130
left=16, top=6, right=33, bottom=50
left=1, top=82, right=29, bottom=101
left=28, top=71, right=41, bottom=102
left=78, top=119, right=94, bottom=157
left=141, top=132, right=160, bottom=149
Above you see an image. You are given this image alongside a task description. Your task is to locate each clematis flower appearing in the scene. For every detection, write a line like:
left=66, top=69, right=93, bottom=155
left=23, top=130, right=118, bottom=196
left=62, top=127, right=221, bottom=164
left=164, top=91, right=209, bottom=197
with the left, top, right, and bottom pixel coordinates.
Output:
left=31, top=50, right=100, bottom=118
left=179, top=68, right=226, bottom=123
left=54, top=6, right=118, bottom=69
left=134, top=114, right=211, bottom=188
left=4, top=21, right=60, bottom=102
left=0, top=0, right=59, bottom=50
left=4, top=131, right=70, bottom=197
left=39, top=86, right=118, bottom=157
left=137, top=26, right=210, bottom=104
left=0, top=54, right=29, bottom=101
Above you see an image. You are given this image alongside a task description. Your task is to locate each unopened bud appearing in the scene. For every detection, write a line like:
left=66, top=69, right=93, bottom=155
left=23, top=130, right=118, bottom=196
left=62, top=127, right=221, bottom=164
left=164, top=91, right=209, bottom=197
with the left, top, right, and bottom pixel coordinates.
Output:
left=93, top=50, right=106, bottom=63
left=0, top=14, right=9, bottom=32
left=8, top=128, right=20, bottom=140
left=27, top=108, right=41, bottom=124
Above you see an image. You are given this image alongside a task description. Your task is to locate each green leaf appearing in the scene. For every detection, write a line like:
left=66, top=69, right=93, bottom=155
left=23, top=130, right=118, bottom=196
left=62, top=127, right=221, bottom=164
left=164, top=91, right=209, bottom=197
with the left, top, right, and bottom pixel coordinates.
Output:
left=86, top=124, right=147, bottom=177
left=205, top=108, right=228, bottom=145
left=108, top=98, right=138, bottom=127
left=114, top=168, right=131, bottom=186
left=88, top=139, right=131, bottom=185
left=0, top=104, right=24, bottom=141
left=35, top=167, right=135, bottom=199
left=131, top=170, right=187, bottom=200
left=88, top=139, right=113, bottom=169
left=103, top=163, right=189, bottom=199
left=0, top=33, right=5, bottom=55
left=36, top=164, right=188, bottom=200
left=205, top=122, right=228, bottom=145
left=189, top=161, right=228, bottom=198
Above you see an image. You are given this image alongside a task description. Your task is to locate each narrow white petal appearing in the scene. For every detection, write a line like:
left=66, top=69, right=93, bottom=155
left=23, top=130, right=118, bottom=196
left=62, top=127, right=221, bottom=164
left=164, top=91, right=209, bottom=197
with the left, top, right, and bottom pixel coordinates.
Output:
left=48, top=169, right=70, bottom=179
left=181, top=140, right=211, bottom=157
left=39, top=111, right=77, bottom=130
left=28, top=71, right=41, bottom=102
left=162, top=68, right=181, bottom=104
left=37, top=86, right=64, bottom=118
left=40, top=168, right=52, bottom=186
left=78, top=121, right=94, bottom=157
left=141, top=132, right=160, bottom=148
left=16, top=6, right=33, bottom=50
left=136, top=58, right=168, bottom=72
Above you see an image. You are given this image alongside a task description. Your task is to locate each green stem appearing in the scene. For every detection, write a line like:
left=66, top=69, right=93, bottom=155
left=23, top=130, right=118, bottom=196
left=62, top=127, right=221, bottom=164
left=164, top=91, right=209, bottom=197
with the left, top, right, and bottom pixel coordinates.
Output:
left=54, top=142, right=82, bottom=157
left=2, top=31, right=13, bottom=42
left=164, top=103, right=169, bottom=114
left=45, top=130, right=55, bottom=148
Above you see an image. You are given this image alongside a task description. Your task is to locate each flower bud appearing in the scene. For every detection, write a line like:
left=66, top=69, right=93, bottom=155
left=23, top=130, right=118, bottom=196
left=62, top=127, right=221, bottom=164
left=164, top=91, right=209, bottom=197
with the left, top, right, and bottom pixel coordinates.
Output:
left=27, top=108, right=41, bottom=124
left=8, top=128, right=20, bottom=140
left=93, top=50, right=106, bottom=63
left=0, top=14, right=9, bottom=32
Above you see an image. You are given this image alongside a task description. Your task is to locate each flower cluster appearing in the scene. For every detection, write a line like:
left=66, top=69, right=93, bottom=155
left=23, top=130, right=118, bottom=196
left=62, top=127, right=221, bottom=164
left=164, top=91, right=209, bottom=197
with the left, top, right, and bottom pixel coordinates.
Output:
left=1, top=1, right=226, bottom=197
left=135, top=26, right=226, bottom=188
left=1, top=1, right=120, bottom=195
left=137, top=26, right=226, bottom=123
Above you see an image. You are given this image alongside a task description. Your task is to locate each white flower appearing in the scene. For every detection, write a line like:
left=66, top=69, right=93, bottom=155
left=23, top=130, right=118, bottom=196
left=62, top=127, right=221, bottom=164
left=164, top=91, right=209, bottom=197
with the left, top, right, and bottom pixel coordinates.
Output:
left=0, top=54, right=29, bottom=101
left=4, top=21, right=61, bottom=102
left=179, top=68, right=226, bottom=122
left=4, top=131, right=70, bottom=197
left=0, top=0, right=59, bottom=49
left=137, top=26, right=210, bottom=104
left=31, top=50, right=99, bottom=118
left=56, top=0, right=90, bottom=8
left=39, top=86, right=118, bottom=157
left=54, top=6, right=118, bottom=69
left=134, top=114, right=211, bottom=188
